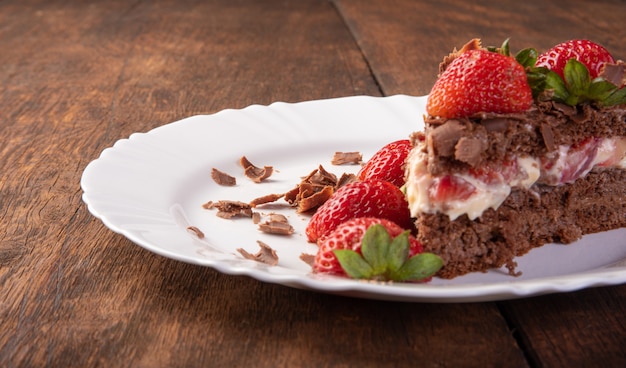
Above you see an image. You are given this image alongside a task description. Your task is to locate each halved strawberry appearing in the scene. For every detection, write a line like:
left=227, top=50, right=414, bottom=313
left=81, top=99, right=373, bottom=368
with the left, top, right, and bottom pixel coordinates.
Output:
left=426, top=49, right=533, bottom=118
left=313, top=217, right=442, bottom=282
left=357, top=139, right=412, bottom=187
left=305, top=179, right=412, bottom=243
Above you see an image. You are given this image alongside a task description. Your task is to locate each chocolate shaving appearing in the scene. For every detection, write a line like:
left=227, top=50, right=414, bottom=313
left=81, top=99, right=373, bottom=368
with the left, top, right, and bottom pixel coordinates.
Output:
left=203, top=200, right=253, bottom=218
left=540, top=123, right=556, bottom=151
left=481, top=118, right=510, bottom=133
left=237, top=241, right=278, bottom=266
left=250, top=193, right=285, bottom=207
left=336, top=173, right=357, bottom=189
left=240, top=156, right=273, bottom=183
left=186, top=226, right=205, bottom=239
left=284, top=165, right=345, bottom=212
left=429, top=119, right=466, bottom=157
left=305, top=165, right=337, bottom=186
left=258, top=220, right=294, bottom=235
left=299, top=253, right=315, bottom=267
left=331, top=151, right=362, bottom=165
left=261, top=214, right=293, bottom=232
left=295, top=185, right=334, bottom=212
left=599, top=60, right=625, bottom=87
left=211, top=168, right=236, bottom=186
left=455, top=136, right=488, bottom=167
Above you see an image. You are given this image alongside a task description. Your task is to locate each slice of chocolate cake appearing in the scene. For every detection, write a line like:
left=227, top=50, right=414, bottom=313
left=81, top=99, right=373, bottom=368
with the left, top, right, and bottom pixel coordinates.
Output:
left=405, top=39, right=626, bottom=279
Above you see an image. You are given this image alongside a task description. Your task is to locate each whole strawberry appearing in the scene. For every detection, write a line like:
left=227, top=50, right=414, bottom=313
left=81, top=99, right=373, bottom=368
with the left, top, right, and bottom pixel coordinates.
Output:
left=426, top=49, right=533, bottom=118
left=357, top=139, right=412, bottom=187
left=313, top=217, right=442, bottom=282
left=535, top=39, right=615, bottom=79
left=305, top=179, right=412, bottom=242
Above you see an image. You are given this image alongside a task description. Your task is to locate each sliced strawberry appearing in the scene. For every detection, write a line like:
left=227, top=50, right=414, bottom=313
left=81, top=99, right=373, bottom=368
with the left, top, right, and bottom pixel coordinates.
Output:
left=558, top=138, right=601, bottom=184
left=597, top=138, right=626, bottom=167
left=540, top=138, right=601, bottom=185
left=428, top=175, right=476, bottom=203
left=305, top=179, right=412, bottom=243
left=468, top=159, right=519, bottom=185
left=536, top=39, right=615, bottom=80
left=426, top=49, right=533, bottom=118
left=357, top=139, right=412, bottom=187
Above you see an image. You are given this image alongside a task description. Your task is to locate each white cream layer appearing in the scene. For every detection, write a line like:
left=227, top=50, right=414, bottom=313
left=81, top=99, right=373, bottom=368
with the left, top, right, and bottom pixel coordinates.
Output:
left=406, top=137, right=626, bottom=221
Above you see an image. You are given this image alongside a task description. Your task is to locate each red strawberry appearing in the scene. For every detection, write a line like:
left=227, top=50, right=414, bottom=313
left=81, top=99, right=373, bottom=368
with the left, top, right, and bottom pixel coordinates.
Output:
left=313, top=217, right=422, bottom=275
left=535, top=39, right=615, bottom=80
left=313, top=217, right=442, bottom=282
left=357, top=139, right=412, bottom=187
left=426, top=49, right=533, bottom=118
left=305, top=179, right=412, bottom=242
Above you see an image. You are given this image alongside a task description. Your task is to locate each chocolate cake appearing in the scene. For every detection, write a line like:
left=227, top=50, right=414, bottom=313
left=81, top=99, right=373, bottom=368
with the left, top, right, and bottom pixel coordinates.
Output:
left=405, top=39, right=626, bottom=278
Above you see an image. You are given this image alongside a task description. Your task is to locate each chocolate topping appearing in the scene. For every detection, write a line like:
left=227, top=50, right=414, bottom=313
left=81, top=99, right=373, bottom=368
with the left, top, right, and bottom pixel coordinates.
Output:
left=429, top=119, right=465, bottom=157
left=455, top=136, right=488, bottom=167
left=424, top=102, right=626, bottom=175
left=599, top=61, right=626, bottom=87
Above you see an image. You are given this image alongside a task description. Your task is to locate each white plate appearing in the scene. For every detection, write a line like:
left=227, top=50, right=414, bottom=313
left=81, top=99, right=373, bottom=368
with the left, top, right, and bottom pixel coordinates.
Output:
left=81, top=95, right=626, bottom=303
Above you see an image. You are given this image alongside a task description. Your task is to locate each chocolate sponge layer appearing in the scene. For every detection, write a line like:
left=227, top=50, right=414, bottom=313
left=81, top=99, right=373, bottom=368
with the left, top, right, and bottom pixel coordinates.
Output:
left=416, top=168, right=626, bottom=279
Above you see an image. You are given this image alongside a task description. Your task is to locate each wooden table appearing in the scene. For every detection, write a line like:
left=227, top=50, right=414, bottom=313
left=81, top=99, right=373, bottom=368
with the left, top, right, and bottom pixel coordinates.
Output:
left=2, top=0, right=625, bottom=366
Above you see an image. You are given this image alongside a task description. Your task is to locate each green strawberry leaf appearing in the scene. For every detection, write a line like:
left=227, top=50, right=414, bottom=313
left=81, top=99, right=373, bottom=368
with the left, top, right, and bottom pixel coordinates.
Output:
left=602, top=86, right=626, bottom=106
left=334, top=249, right=373, bottom=279
left=564, top=59, right=591, bottom=103
left=588, top=78, right=620, bottom=101
left=392, top=253, right=444, bottom=282
left=386, top=231, right=411, bottom=272
left=360, top=224, right=391, bottom=274
left=487, top=38, right=511, bottom=57
left=526, top=67, right=549, bottom=98
left=515, top=48, right=538, bottom=69
left=544, top=70, right=570, bottom=102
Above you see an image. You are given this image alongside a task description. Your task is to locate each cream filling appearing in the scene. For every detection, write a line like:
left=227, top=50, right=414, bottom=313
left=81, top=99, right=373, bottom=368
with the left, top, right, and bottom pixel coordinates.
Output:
left=406, top=137, right=626, bottom=221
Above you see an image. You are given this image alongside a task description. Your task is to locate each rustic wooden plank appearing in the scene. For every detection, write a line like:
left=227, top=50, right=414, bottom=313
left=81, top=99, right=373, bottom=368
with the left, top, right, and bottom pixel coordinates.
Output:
left=499, top=286, right=626, bottom=365
left=335, top=0, right=625, bottom=96
left=335, top=0, right=626, bottom=365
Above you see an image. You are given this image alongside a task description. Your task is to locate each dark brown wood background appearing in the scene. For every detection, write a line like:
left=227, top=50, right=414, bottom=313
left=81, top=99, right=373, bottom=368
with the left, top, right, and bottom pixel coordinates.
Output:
left=1, top=0, right=624, bottom=366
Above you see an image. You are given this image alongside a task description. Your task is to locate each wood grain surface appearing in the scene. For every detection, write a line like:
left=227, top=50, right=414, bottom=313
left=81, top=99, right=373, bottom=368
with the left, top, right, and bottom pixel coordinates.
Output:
left=1, top=0, right=624, bottom=367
